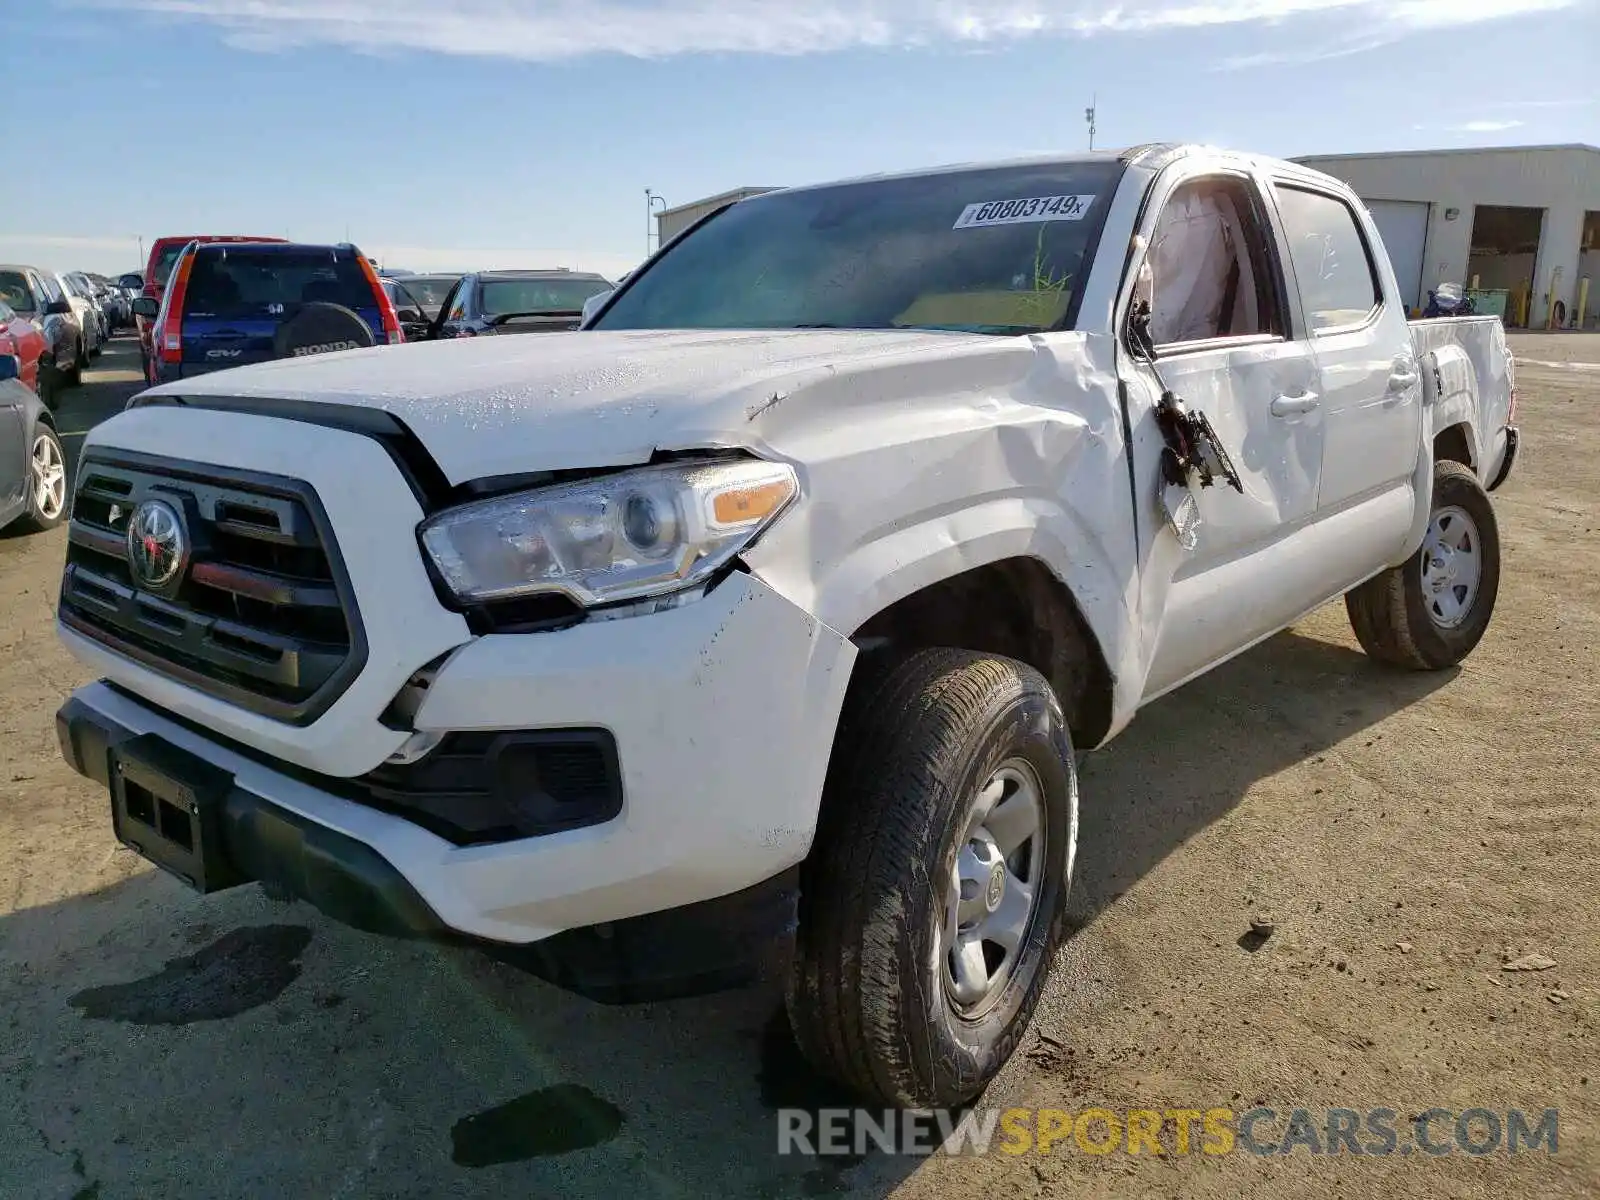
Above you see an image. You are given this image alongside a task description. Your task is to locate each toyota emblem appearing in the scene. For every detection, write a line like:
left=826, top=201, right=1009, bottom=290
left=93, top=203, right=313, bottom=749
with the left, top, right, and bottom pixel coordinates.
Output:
left=126, top=499, right=188, bottom=590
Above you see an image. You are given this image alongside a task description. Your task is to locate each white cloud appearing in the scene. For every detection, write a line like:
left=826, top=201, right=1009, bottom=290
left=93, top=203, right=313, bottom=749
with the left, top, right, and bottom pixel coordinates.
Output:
left=0, top=233, right=142, bottom=252
left=369, top=242, right=637, bottom=278
left=1453, top=119, right=1525, bottom=132
left=83, top=0, right=1583, bottom=61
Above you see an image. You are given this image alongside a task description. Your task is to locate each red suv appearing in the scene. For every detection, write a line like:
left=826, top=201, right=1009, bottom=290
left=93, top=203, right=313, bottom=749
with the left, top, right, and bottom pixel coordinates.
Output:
left=137, top=235, right=286, bottom=373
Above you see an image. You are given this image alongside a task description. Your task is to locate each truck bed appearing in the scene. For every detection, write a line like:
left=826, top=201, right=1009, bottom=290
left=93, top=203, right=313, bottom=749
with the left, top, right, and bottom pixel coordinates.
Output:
left=1408, top=315, right=1516, bottom=489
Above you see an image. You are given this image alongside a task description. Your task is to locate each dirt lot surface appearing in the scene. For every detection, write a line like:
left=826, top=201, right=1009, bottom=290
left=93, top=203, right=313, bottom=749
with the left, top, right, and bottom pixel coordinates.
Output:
left=2, top=334, right=1596, bottom=1199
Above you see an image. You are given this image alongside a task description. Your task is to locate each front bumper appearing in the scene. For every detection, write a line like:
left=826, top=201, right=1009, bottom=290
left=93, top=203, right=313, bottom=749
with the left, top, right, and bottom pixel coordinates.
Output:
left=58, top=692, right=805, bottom=1002
left=58, top=570, right=856, bottom=946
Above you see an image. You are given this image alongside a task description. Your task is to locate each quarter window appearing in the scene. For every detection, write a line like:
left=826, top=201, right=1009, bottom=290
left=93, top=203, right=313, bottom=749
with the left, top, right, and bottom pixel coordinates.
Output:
left=1274, top=186, right=1381, bottom=331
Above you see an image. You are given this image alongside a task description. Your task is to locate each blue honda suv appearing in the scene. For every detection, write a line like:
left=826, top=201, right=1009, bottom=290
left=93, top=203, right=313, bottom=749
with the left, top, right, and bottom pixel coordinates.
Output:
left=134, top=241, right=403, bottom=386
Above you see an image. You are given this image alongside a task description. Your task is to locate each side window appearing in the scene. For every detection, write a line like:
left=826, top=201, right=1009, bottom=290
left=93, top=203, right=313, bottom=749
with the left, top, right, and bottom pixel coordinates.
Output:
left=1145, top=176, right=1283, bottom=347
left=41, top=273, right=64, bottom=304
left=449, top=279, right=469, bottom=321
left=1274, top=185, right=1381, bottom=332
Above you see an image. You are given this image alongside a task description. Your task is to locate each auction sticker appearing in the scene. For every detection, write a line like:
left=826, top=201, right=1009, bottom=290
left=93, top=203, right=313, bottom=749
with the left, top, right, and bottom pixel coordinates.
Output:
left=953, top=195, right=1096, bottom=229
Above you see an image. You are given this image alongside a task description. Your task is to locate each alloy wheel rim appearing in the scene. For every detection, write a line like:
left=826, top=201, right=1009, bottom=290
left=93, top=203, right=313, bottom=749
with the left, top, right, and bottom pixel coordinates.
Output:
left=940, top=759, right=1047, bottom=1017
left=31, top=435, right=65, bottom=520
left=1420, top=504, right=1481, bottom=629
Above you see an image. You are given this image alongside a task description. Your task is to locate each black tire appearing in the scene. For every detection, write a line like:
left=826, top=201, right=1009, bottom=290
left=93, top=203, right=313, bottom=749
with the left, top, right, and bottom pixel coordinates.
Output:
left=75, top=335, right=88, bottom=370
left=787, top=647, right=1077, bottom=1108
left=1345, top=460, right=1500, bottom=670
left=272, top=303, right=376, bottom=361
left=63, top=340, right=82, bottom=388
left=15, top=423, right=67, bottom=533
left=35, top=362, right=59, bottom=410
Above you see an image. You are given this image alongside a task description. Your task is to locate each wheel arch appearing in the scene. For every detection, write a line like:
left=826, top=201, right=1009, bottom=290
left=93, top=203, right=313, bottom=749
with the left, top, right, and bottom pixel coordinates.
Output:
left=847, top=554, right=1117, bottom=750
left=1433, top=421, right=1476, bottom=471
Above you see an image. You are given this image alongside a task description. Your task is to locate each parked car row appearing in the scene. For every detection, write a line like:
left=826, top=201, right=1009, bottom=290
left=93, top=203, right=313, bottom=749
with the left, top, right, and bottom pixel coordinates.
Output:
left=0, top=265, right=86, bottom=407
left=126, top=233, right=616, bottom=385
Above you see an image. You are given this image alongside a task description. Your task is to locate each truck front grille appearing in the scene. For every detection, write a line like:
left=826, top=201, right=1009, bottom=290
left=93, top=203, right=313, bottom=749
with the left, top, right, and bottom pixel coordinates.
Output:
left=59, top=452, right=365, bottom=725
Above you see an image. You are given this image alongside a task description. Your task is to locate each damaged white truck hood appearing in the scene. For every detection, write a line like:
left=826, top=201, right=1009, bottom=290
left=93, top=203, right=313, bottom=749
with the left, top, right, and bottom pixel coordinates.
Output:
left=139, top=329, right=1031, bottom=484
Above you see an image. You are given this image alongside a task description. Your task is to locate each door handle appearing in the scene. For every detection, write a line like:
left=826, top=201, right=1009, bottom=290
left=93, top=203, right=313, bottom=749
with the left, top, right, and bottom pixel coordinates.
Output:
left=1270, top=392, right=1319, bottom=417
left=1388, top=367, right=1419, bottom=393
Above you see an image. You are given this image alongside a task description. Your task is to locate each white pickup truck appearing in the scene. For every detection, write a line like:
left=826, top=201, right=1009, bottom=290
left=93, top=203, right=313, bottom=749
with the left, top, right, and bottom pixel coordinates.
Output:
left=55, top=144, right=1517, bottom=1108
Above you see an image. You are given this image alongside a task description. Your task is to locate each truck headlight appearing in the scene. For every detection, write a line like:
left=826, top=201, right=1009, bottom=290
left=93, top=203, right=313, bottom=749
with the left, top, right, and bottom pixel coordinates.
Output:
left=419, top=457, right=798, bottom=607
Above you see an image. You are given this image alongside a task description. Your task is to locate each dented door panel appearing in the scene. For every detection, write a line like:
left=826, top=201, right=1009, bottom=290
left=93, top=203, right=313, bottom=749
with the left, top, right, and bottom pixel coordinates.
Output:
left=1126, top=336, right=1325, bottom=698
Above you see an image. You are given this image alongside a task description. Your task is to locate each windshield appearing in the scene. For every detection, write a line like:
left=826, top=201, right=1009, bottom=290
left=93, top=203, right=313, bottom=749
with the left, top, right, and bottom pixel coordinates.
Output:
left=596, top=162, right=1122, bottom=335
left=396, top=275, right=459, bottom=309
left=0, top=273, right=34, bottom=313
left=480, top=276, right=611, bottom=316
left=184, top=248, right=376, bottom=318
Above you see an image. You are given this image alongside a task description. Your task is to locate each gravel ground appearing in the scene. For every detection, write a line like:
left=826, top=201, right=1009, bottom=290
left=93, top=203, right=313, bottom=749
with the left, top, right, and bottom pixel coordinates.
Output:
left=1, top=333, right=1595, bottom=1199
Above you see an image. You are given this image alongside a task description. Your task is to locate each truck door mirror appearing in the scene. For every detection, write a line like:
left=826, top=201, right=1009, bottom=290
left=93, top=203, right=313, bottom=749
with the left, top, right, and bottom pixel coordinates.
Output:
left=132, top=296, right=160, bottom=320
left=581, top=290, right=614, bottom=328
left=1126, top=260, right=1157, bottom=361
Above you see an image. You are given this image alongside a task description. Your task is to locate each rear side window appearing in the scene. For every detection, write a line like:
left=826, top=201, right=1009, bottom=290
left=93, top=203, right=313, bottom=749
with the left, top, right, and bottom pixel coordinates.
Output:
left=184, top=249, right=377, bottom=318
left=152, top=244, right=188, bottom=287
left=1274, top=186, right=1381, bottom=332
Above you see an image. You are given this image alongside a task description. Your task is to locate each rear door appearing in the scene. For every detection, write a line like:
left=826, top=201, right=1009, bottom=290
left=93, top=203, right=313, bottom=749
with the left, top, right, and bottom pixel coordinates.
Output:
left=179, top=246, right=384, bottom=376
left=1271, top=181, right=1421, bottom=516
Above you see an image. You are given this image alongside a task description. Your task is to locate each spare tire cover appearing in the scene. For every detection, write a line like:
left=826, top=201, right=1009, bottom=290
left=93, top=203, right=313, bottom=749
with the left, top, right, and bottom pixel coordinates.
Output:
left=272, top=302, right=377, bottom=360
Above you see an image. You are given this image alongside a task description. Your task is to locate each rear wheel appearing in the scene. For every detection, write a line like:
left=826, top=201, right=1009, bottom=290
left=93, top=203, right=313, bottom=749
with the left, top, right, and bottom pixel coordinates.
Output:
left=64, top=340, right=83, bottom=387
left=787, top=648, right=1077, bottom=1107
left=1346, top=461, right=1501, bottom=669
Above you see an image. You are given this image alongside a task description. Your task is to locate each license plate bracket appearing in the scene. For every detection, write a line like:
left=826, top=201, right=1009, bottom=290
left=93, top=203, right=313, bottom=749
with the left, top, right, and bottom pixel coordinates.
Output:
left=111, top=734, right=243, bottom=893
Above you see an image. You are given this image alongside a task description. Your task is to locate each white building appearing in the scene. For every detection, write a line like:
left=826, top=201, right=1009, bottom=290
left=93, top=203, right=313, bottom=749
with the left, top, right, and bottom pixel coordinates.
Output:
left=1296, top=144, right=1600, bottom=328
left=656, top=144, right=1600, bottom=329
left=655, top=187, right=779, bottom=246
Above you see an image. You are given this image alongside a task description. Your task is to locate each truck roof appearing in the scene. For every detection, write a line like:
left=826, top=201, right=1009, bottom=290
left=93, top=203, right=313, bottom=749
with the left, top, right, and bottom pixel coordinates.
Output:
left=731, top=144, right=1335, bottom=205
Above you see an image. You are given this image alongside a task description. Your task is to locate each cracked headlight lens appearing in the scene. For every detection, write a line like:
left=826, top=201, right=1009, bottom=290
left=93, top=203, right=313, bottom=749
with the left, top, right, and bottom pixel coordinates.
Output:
left=419, top=457, right=798, bottom=607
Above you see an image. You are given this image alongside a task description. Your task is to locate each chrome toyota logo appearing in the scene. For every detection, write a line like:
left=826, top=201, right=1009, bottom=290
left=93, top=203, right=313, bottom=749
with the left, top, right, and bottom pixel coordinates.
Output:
left=985, top=862, right=1006, bottom=912
left=126, top=499, right=188, bottom=590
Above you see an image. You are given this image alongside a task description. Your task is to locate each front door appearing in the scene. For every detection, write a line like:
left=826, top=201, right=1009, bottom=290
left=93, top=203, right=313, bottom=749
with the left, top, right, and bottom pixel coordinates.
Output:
left=1120, top=169, right=1328, bottom=699
left=0, top=382, right=28, bottom=515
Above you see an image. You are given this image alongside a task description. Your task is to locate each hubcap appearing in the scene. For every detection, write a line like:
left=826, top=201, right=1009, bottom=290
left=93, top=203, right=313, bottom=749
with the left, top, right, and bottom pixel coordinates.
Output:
left=1420, top=504, right=1481, bottom=629
left=941, top=760, right=1047, bottom=1016
left=31, top=434, right=65, bottom=520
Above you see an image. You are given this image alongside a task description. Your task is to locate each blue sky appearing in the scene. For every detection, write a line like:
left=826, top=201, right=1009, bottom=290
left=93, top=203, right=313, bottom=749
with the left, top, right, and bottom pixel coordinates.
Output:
left=7, top=0, right=1597, bottom=278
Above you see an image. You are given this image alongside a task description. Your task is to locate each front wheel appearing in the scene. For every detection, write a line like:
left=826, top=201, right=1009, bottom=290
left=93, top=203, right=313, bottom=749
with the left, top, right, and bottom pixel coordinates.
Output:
left=787, top=648, right=1077, bottom=1108
left=1345, top=460, right=1501, bottom=669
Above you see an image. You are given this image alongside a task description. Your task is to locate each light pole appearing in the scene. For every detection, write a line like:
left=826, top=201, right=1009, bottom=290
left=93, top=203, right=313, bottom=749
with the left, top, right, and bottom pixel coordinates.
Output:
left=1085, top=96, right=1097, bottom=151
left=645, top=189, right=667, bottom=257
